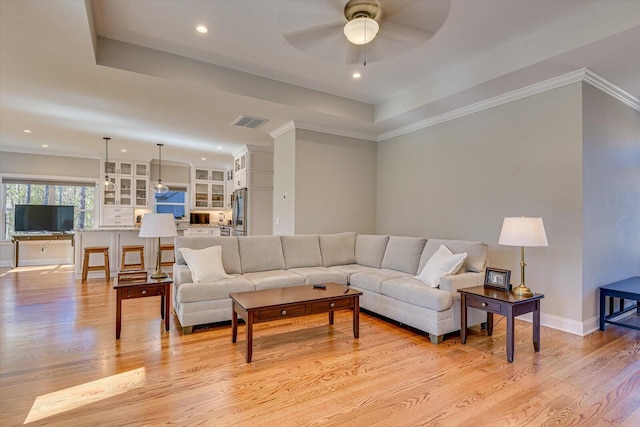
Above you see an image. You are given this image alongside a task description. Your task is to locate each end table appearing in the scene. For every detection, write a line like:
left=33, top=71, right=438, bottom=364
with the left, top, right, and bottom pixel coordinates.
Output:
left=458, top=285, right=544, bottom=362
left=113, top=273, right=173, bottom=339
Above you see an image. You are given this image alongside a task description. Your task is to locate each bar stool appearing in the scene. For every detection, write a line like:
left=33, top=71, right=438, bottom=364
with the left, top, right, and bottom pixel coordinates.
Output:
left=82, top=246, right=110, bottom=283
left=158, top=243, right=175, bottom=269
left=121, top=245, right=145, bottom=271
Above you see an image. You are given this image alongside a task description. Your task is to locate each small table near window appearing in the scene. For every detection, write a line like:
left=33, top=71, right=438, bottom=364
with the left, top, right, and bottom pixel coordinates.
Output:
left=458, top=285, right=544, bottom=363
left=10, top=233, right=75, bottom=268
left=599, top=277, right=640, bottom=332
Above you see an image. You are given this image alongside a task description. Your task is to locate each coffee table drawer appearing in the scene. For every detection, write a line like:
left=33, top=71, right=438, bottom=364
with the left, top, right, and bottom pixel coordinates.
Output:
left=257, top=304, right=307, bottom=321
left=310, top=298, right=352, bottom=313
left=122, top=285, right=165, bottom=299
left=467, top=297, right=503, bottom=314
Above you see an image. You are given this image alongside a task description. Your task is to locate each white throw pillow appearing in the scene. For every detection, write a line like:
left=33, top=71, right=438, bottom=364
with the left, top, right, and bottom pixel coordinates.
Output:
left=178, top=246, right=229, bottom=283
left=414, top=244, right=467, bottom=288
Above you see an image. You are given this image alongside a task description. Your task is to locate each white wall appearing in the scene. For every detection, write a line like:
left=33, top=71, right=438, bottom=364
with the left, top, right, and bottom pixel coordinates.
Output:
left=582, top=83, right=640, bottom=319
left=294, top=129, right=377, bottom=235
left=0, top=152, right=100, bottom=177
left=273, top=129, right=296, bottom=235
left=377, top=83, right=585, bottom=324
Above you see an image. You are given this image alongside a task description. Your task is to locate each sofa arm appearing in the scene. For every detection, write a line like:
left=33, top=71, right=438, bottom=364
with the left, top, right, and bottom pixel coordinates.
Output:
left=439, top=272, right=484, bottom=296
left=173, top=264, right=193, bottom=288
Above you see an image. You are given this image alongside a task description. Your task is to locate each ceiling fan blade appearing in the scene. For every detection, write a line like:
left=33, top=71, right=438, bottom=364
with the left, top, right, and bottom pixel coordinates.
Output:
left=283, top=22, right=345, bottom=52
left=379, top=20, right=433, bottom=44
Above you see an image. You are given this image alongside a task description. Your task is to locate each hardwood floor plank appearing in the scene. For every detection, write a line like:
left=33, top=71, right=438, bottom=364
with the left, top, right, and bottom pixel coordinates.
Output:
left=1, top=266, right=638, bottom=426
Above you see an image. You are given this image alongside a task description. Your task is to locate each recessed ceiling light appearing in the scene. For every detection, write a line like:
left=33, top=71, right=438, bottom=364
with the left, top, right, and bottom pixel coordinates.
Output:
left=42, top=144, right=48, bottom=148
left=217, top=146, right=222, bottom=150
left=196, top=25, right=209, bottom=34
left=24, top=129, right=32, bottom=133
left=121, top=149, right=127, bottom=152
left=352, top=72, right=361, bottom=79
left=201, top=157, right=206, bottom=161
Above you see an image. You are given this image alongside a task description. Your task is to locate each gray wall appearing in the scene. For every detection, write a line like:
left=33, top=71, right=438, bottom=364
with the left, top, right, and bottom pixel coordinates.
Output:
left=582, top=84, right=640, bottom=319
left=377, top=83, right=585, bottom=323
left=272, top=129, right=377, bottom=235
left=0, top=152, right=100, bottom=178
left=273, top=129, right=296, bottom=235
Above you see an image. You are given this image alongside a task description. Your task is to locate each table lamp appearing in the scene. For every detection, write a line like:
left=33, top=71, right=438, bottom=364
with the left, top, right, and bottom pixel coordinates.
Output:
left=498, top=217, right=548, bottom=297
left=138, top=213, right=177, bottom=279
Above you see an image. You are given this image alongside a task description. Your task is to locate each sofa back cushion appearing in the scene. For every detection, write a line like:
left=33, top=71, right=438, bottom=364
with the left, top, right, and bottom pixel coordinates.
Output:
left=319, top=232, right=356, bottom=267
left=281, top=234, right=322, bottom=269
left=381, top=236, right=427, bottom=274
left=418, top=239, right=488, bottom=273
left=175, top=236, right=242, bottom=274
left=356, top=235, right=389, bottom=268
left=239, top=235, right=286, bottom=273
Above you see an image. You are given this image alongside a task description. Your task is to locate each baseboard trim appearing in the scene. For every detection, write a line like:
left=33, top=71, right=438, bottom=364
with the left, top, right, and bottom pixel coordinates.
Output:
left=515, top=312, right=599, bottom=336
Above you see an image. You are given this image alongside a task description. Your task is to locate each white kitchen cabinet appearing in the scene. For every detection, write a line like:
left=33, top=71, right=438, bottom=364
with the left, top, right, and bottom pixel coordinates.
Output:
left=104, top=160, right=133, bottom=176
left=225, top=169, right=234, bottom=209
left=101, top=206, right=134, bottom=227
left=183, top=227, right=221, bottom=237
left=191, top=167, right=226, bottom=209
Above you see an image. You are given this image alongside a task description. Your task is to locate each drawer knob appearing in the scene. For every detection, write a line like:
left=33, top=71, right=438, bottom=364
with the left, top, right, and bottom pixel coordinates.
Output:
left=481, top=302, right=487, bottom=307
left=330, top=302, right=335, bottom=308
left=281, top=310, right=287, bottom=315
left=142, top=289, right=147, bottom=295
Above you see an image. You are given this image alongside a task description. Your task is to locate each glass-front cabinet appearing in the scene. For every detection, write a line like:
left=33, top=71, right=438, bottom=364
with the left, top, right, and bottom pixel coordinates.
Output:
left=100, top=159, right=149, bottom=226
left=191, top=167, right=226, bottom=209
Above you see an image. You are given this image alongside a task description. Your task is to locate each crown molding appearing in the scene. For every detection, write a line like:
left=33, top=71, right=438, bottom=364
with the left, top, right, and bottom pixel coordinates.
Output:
left=583, top=69, right=640, bottom=111
left=378, top=68, right=639, bottom=142
left=269, top=121, right=296, bottom=139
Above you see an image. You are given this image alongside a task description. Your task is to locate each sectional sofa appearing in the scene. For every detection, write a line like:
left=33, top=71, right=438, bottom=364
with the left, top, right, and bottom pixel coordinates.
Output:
left=172, top=232, right=488, bottom=343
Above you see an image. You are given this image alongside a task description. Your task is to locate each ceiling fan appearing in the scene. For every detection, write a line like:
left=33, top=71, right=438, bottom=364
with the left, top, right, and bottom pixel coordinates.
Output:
left=281, top=0, right=451, bottom=65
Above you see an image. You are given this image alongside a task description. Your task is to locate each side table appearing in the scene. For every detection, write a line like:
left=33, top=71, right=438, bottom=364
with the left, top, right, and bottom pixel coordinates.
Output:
left=113, top=273, right=173, bottom=339
left=458, top=285, right=544, bottom=363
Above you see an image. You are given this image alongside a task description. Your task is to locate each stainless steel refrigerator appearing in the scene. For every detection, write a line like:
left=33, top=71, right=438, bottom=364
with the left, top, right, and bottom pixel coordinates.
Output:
left=231, top=188, right=247, bottom=236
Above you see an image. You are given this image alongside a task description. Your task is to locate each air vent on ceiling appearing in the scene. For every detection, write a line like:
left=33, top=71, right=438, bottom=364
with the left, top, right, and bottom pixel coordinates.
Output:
left=231, top=115, right=268, bottom=129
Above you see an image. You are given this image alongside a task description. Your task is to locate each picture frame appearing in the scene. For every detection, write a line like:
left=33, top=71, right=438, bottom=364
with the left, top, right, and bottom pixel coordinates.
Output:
left=484, top=267, right=511, bottom=291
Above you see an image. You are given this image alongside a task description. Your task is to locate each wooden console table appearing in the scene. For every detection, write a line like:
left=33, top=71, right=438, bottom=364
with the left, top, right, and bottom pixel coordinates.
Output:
left=458, top=285, right=544, bottom=363
left=11, top=233, right=75, bottom=268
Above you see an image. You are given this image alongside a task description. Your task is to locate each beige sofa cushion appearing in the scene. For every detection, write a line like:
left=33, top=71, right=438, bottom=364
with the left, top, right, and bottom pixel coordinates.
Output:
left=281, top=235, right=322, bottom=269
left=176, top=275, right=254, bottom=303
left=381, top=277, right=453, bottom=311
left=381, top=236, right=427, bottom=275
left=419, top=239, right=488, bottom=273
left=350, top=268, right=411, bottom=293
left=319, top=232, right=356, bottom=267
left=243, top=270, right=306, bottom=290
left=329, top=264, right=375, bottom=279
left=356, top=235, right=389, bottom=268
left=288, top=267, right=348, bottom=285
left=175, top=236, right=242, bottom=274
left=239, top=236, right=286, bottom=273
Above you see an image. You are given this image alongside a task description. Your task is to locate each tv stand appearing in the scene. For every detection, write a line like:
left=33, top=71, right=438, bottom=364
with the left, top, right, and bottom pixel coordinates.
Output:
left=10, top=233, right=75, bottom=268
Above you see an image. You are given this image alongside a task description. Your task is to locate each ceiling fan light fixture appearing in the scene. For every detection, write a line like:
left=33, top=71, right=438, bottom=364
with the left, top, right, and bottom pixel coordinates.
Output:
left=344, top=16, right=379, bottom=45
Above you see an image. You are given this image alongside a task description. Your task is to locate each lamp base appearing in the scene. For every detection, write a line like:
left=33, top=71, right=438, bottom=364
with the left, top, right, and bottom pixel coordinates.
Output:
left=512, top=284, right=534, bottom=297
left=150, top=270, right=169, bottom=279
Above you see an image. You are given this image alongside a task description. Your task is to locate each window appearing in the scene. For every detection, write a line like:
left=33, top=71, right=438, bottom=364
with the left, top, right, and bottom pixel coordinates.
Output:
left=3, top=180, right=95, bottom=239
left=154, top=186, right=187, bottom=219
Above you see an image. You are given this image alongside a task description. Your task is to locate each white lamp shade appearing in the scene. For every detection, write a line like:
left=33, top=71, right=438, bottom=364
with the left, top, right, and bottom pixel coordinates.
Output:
left=498, top=217, right=548, bottom=247
left=344, top=17, right=379, bottom=45
left=138, top=213, right=177, bottom=238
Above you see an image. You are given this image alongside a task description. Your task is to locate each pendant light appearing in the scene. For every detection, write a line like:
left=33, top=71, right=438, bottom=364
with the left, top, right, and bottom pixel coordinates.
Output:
left=102, top=137, right=116, bottom=192
left=153, top=143, right=169, bottom=194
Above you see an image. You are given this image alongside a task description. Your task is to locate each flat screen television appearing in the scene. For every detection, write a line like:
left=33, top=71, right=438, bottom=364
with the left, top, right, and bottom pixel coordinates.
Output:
left=14, top=205, right=74, bottom=233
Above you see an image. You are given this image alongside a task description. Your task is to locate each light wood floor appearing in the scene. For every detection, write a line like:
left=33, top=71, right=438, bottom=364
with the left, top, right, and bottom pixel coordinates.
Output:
left=1, top=265, right=638, bottom=426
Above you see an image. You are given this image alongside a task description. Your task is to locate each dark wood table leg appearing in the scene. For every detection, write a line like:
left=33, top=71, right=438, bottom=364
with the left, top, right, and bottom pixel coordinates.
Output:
left=246, top=311, right=254, bottom=363
left=460, top=293, right=467, bottom=344
left=486, top=312, right=494, bottom=336
left=161, top=295, right=165, bottom=319
left=506, top=304, right=514, bottom=363
left=599, top=290, right=607, bottom=331
left=533, top=299, right=541, bottom=352
left=329, top=310, right=334, bottom=325
left=353, top=296, right=360, bottom=338
left=164, top=284, right=170, bottom=331
left=231, top=302, right=238, bottom=343
left=116, top=289, right=122, bottom=339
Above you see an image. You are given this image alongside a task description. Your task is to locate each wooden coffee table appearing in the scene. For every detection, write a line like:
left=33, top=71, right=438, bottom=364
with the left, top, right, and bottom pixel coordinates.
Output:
left=230, top=283, right=362, bottom=362
left=113, top=272, right=172, bottom=339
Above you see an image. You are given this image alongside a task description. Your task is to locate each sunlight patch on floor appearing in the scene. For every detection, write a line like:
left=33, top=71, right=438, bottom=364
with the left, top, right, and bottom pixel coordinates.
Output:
left=24, top=367, right=146, bottom=424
